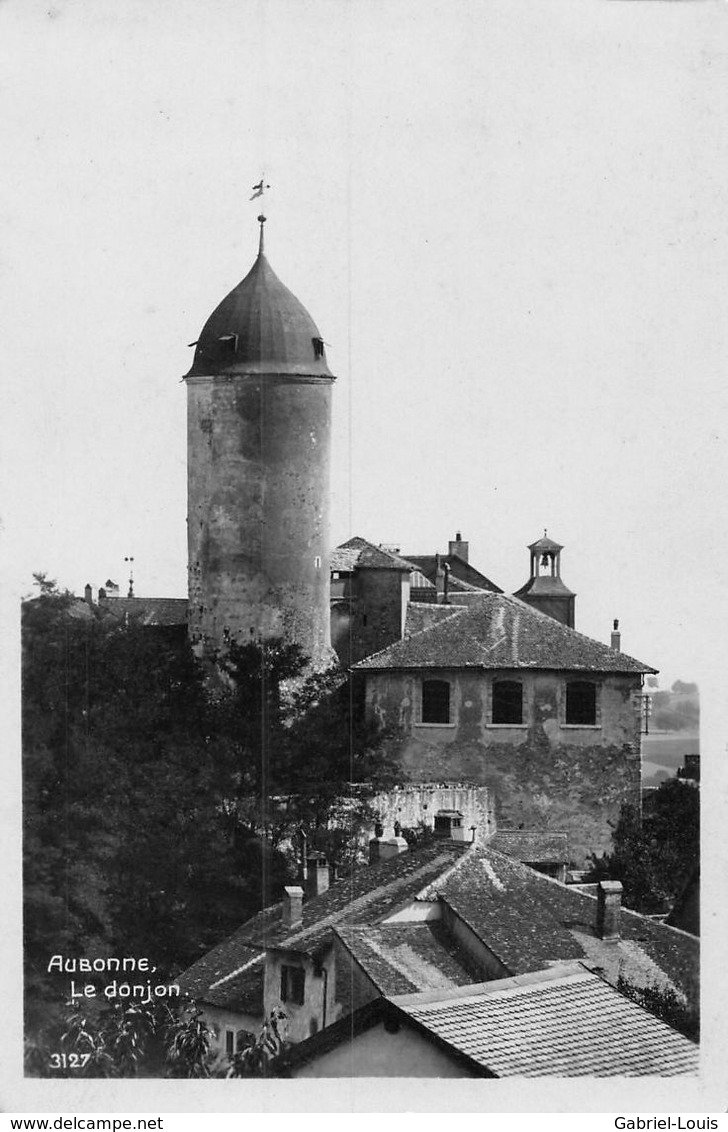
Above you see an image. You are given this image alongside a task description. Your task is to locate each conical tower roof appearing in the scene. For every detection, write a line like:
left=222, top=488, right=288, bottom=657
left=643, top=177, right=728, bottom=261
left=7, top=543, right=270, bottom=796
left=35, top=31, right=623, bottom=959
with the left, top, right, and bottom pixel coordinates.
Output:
left=186, top=225, right=333, bottom=379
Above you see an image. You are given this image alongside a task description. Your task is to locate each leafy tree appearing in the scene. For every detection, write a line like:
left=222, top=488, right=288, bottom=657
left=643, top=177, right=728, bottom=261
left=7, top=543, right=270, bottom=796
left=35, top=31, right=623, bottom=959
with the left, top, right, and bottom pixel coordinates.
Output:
left=23, top=583, right=398, bottom=1062
left=617, top=976, right=698, bottom=1042
left=589, top=778, right=699, bottom=914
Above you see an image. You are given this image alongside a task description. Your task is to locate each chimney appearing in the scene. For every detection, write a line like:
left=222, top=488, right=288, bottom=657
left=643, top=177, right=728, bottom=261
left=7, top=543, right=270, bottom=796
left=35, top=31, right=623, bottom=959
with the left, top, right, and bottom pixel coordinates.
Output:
left=435, top=554, right=445, bottom=603
left=305, top=853, right=330, bottom=899
left=611, top=619, right=621, bottom=651
left=282, top=885, right=304, bottom=929
left=368, top=820, right=385, bottom=865
left=596, top=880, right=623, bottom=940
left=448, top=532, right=469, bottom=563
left=84, top=584, right=93, bottom=605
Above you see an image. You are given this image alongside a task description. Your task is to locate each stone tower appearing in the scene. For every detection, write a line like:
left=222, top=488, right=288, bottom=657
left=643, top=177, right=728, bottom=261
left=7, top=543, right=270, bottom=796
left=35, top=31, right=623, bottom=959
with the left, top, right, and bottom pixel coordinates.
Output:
left=184, top=218, right=335, bottom=667
left=513, top=531, right=576, bottom=627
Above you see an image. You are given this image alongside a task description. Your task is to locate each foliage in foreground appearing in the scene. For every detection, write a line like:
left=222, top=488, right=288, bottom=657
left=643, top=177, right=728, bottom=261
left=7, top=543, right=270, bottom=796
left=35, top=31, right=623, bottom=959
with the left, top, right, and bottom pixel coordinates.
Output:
left=617, top=977, right=699, bottom=1043
left=25, top=999, right=289, bottom=1079
left=23, top=583, right=399, bottom=1033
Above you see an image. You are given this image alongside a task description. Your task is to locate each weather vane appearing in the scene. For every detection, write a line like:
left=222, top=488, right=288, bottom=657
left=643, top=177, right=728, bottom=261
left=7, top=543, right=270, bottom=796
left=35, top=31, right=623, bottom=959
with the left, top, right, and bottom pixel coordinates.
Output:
left=124, top=556, right=135, bottom=598
left=250, top=176, right=270, bottom=201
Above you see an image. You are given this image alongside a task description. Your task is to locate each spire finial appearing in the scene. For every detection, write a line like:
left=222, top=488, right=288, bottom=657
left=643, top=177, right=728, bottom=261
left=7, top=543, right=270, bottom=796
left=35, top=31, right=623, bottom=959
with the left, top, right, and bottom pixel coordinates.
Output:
left=257, top=213, right=266, bottom=256
left=544, top=528, right=548, bottom=538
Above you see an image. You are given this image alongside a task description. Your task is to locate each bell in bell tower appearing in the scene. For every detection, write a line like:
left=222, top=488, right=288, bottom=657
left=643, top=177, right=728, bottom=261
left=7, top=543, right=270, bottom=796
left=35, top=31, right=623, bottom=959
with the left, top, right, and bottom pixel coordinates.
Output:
left=513, top=530, right=576, bottom=627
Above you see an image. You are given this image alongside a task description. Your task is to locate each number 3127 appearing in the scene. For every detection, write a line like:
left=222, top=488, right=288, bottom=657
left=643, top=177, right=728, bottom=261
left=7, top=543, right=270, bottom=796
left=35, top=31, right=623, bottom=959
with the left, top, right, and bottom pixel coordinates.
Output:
left=49, top=1053, right=91, bottom=1069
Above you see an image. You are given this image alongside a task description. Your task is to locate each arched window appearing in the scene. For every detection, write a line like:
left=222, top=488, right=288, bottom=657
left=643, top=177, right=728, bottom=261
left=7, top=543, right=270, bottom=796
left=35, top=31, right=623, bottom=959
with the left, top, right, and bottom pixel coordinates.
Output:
left=422, top=679, right=450, bottom=724
left=566, top=680, right=597, bottom=725
left=492, top=680, right=523, bottom=724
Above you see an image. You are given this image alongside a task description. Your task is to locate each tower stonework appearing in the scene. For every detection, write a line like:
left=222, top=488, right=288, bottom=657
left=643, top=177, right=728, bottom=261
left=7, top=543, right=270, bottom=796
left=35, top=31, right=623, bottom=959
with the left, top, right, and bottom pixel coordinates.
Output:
left=185, top=223, right=335, bottom=666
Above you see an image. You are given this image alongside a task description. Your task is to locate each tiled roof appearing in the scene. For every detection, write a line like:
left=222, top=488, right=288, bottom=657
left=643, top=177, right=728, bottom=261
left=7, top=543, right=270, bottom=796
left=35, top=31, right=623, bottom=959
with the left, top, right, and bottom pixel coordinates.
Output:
left=514, top=575, right=575, bottom=598
left=393, top=965, right=698, bottom=1077
left=99, top=597, right=188, bottom=627
left=528, top=534, right=564, bottom=552
left=335, top=921, right=478, bottom=997
left=353, top=591, right=656, bottom=674
left=403, top=555, right=502, bottom=594
left=331, top=537, right=415, bottom=572
left=490, top=830, right=569, bottom=864
left=177, top=841, right=469, bottom=1008
left=430, top=846, right=698, bottom=1010
left=403, top=602, right=461, bottom=637
left=186, top=250, right=333, bottom=380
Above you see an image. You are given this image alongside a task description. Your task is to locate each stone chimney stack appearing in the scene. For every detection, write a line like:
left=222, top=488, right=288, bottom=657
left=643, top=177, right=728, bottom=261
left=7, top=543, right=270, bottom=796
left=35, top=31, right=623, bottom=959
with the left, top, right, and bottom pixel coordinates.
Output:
left=448, top=532, right=469, bottom=563
left=435, top=554, right=445, bottom=603
left=306, top=854, right=330, bottom=899
left=282, top=885, right=304, bottom=929
left=368, top=820, right=385, bottom=865
left=596, top=880, right=623, bottom=940
left=611, top=619, right=621, bottom=651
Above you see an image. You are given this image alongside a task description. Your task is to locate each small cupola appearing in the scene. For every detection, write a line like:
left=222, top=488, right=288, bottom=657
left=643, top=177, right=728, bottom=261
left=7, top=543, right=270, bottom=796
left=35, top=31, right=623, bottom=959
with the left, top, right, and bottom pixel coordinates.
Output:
left=513, top=530, right=576, bottom=628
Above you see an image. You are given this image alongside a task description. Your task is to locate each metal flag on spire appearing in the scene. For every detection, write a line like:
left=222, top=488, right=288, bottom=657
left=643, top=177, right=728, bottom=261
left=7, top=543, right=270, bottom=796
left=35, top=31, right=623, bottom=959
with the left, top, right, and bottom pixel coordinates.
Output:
left=250, top=176, right=270, bottom=200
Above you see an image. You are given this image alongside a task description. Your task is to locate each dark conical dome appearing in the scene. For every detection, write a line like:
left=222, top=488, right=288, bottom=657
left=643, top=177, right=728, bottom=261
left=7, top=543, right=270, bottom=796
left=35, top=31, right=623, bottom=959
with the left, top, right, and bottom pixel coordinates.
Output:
left=186, top=250, right=333, bottom=379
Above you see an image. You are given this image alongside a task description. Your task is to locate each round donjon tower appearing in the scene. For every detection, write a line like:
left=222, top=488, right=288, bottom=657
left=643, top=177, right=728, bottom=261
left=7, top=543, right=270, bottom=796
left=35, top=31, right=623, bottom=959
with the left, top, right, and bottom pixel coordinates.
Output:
left=184, top=217, right=335, bottom=667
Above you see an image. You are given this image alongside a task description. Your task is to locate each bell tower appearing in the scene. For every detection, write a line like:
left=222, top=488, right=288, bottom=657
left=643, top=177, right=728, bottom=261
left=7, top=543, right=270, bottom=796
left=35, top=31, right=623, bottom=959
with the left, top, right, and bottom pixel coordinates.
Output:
left=184, top=216, right=336, bottom=667
left=513, top=531, right=576, bottom=627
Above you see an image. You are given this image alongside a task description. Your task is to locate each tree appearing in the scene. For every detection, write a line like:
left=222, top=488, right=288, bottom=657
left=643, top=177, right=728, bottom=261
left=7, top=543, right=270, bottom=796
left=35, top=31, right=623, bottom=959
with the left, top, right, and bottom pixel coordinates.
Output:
left=589, top=778, right=699, bottom=914
left=22, top=593, right=288, bottom=1025
left=23, top=585, right=399, bottom=1066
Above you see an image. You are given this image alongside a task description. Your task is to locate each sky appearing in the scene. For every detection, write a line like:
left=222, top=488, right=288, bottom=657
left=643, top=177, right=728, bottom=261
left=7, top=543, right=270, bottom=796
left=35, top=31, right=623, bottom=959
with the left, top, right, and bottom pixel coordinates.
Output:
left=2, top=0, right=727, bottom=697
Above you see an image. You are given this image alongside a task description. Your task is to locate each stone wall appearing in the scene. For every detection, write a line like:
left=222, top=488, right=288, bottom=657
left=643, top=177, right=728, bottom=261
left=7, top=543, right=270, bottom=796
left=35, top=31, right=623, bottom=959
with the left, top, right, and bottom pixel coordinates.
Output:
left=371, top=782, right=494, bottom=842
left=364, top=668, right=643, bottom=866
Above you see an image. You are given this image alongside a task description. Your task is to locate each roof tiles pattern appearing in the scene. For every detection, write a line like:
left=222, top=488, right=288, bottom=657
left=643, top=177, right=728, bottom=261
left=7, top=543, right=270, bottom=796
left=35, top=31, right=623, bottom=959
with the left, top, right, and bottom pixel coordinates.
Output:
left=100, top=597, right=188, bottom=627
left=331, top=537, right=415, bottom=572
left=395, top=968, right=698, bottom=1076
left=178, top=841, right=468, bottom=1009
left=431, top=847, right=698, bottom=1008
left=354, top=591, right=655, bottom=673
left=335, top=922, right=478, bottom=996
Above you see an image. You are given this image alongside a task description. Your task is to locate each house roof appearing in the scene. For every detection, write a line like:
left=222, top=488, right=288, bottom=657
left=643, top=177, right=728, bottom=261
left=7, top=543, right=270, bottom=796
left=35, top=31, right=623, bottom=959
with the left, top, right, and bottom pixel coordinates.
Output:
left=514, top=575, right=575, bottom=599
left=430, top=846, right=698, bottom=1010
left=391, top=965, right=698, bottom=1077
left=402, top=602, right=461, bottom=637
left=489, top=829, right=569, bottom=865
left=186, top=246, right=333, bottom=380
left=177, top=840, right=469, bottom=1010
left=403, top=554, right=502, bottom=594
left=282, top=964, right=697, bottom=1077
left=99, top=597, right=188, bottom=627
left=528, top=533, right=564, bottom=553
left=334, top=921, right=479, bottom=997
left=331, top=537, right=415, bottom=573
left=353, top=591, right=656, bottom=674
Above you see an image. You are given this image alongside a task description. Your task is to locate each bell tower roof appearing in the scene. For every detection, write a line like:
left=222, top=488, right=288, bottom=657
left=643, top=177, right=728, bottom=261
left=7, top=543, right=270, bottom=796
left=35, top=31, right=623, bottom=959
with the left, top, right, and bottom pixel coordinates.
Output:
left=514, top=530, right=576, bottom=628
left=186, top=217, right=333, bottom=379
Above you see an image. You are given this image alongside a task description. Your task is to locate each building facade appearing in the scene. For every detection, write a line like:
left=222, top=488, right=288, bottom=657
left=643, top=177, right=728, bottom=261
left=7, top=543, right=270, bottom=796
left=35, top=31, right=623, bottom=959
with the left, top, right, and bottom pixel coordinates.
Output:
left=354, top=591, right=654, bottom=865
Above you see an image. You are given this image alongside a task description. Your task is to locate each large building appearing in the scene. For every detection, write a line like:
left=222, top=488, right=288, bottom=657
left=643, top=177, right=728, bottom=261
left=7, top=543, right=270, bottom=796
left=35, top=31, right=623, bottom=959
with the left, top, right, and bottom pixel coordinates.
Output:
left=177, top=219, right=656, bottom=863
left=185, top=217, right=335, bottom=668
